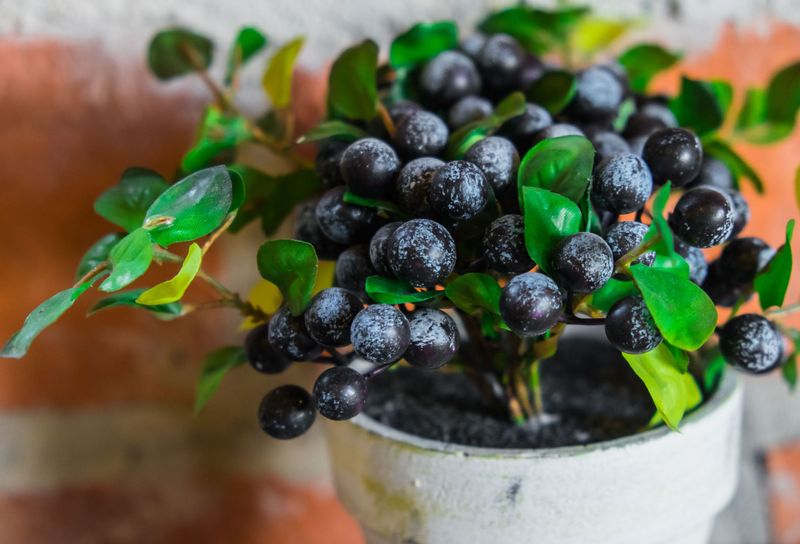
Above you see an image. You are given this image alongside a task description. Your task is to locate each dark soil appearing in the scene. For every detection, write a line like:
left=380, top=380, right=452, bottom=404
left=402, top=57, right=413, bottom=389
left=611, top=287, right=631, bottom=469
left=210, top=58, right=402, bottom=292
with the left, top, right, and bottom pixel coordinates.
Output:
left=365, top=337, right=658, bottom=449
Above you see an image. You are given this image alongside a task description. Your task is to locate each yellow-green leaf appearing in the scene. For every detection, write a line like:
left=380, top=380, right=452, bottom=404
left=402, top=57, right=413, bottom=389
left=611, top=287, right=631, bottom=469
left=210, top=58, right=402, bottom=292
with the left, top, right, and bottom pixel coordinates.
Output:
left=571, top=17, right=632, bottom=56
left=137, top=243, right=202, bottom=305
left=263, top=37, right=305, bottom=109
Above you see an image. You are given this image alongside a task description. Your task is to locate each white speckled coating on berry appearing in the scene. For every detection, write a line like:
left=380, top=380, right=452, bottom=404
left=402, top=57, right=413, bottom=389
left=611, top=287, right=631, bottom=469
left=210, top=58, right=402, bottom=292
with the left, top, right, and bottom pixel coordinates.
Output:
left=429, top=160, right=490, bottom=220
left=552, top=232, right=614, bottom=293
left=395, top=157, right=444, bottom=216
left=721, top=314, right=783, bottom=373
left=304, top=287, right=363, bottom=347
left=482, top=214, right=533, bottom=274
left=394, top=111, right=449, bottom=158
left=405, top=308, right=460, bottom=369
left=388, top=219, right=456, bottom=288
left=593, top=153, right=653, bottom=214
left=351, top=304, right=411, bottom=364
left=464, top=136, right=519, bottom=193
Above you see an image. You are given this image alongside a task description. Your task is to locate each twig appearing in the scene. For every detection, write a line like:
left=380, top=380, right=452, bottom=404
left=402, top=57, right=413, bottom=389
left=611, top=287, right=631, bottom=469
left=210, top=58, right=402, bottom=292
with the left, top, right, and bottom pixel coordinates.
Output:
left=73, top=261, right=109, bottom=288
left=376, top=102, right=397, bottom=138
left=179, top=42, right=230, bottom=110
left=767, top=303, right=800, bottom=318
left=202, top=212, right=236, bottom=255
left=614, top=232, right=662, bottom=275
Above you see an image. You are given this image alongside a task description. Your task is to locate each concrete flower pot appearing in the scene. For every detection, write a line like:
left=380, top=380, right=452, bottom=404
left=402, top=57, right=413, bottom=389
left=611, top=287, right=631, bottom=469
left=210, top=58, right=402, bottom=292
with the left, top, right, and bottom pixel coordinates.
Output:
left=325, top=371, right=742, bottom=544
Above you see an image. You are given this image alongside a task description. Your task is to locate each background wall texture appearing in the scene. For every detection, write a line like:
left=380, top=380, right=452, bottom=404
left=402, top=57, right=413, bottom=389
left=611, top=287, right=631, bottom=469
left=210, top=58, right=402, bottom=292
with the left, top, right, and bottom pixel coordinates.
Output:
left=1, top=1, right=799, bottom=543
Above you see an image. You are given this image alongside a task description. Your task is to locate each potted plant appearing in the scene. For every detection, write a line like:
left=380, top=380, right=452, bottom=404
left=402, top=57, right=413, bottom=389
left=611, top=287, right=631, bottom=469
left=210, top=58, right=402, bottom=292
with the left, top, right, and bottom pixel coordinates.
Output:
left=3, top=5, right=800, bottom=543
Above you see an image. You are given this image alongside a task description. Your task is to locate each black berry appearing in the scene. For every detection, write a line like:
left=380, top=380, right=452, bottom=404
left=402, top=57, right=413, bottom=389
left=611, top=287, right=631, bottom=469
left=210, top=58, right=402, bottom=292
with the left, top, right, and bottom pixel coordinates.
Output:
left=604, top=221, right=656, bottom=267
left=258, top=385, right=316, bottom=439
left=351, top=304, right=411, bottom=363
left=675, top=238, right=708, bottom=284
left=702, top=260, right=750, bottom=308
left=687, top=157, right=734, bottom=191
left=245, top=323, right=292, bottom=374
left=304, top=287, right=363, bottom=347
left=315, top=186, right=380, bottom=245
left=268, top=307, right=322, bottom=361
left=592, top=153, right=653, bottom=214
left=605, top=296, right=662, bottom=354
left=394, top=157, right=443, bottom=216
left=477, top=34, right=524, bottom=97
left=295, top=201, right=346, bottom=260
left=482, top=214, right=534, bottom=274
left=314, top=139, right=347, bottom=187
left=552, top=232, right=614, bottom=293
left=568, top=65, right=624, bottom=121
left=497, top=103, right=553, bottom=153
left=725, top=189, right=750, bottom=239
left=718, top=237, right=774, bottom=284
left=500, top=272, right=563, bottom=336
left=429, top=160, right=490, bottom=221
left=447, top=95, right=493, bottom=129
left=339, top=138, right=401, bottom=199
left=530, top=123, right=584, bottom=148
left=313, top=366, right=368, bottom=420
left=419, top=50, right=481, bottom=107
left=404, top=308, right=460, bottom=369
left=669, top=187, right=735, bottom=248
left=335, top=245, right=375, bottom=296
left=393, top=110, right=449, bottom=159
left=588, top=130, right=631, bottom=165
left=642, top=128, right=703, bottom=187
left=369, top=222, right=403, bottom=277
left=387, top=219, right=456, bottom=288
left=464, top=136, right=519, bottom=194
left=720, top=314, right=783, bottom=374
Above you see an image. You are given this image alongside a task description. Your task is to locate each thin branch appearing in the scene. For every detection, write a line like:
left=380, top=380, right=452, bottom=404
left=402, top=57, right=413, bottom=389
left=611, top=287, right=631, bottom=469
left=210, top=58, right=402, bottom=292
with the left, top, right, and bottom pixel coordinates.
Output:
left=376, top=102, right=397, bottom=138
left=614, top=232, right=662, bottom=275
left=202, top=212, right=236, bottom=255
left=73, top=261, right=109, bottom=288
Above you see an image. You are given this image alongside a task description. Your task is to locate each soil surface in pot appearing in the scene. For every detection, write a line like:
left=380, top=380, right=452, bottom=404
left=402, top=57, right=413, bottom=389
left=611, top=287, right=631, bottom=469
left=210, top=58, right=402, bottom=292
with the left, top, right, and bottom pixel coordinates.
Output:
left=365, top=338, right=660, bottom=448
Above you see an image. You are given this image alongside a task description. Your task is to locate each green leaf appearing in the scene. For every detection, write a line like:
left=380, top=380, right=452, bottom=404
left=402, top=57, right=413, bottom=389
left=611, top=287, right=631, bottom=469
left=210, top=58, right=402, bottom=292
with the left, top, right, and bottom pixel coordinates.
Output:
left=1, top=280, right=96, bottom=359
left=445, top=91, right=526, bottom=159
left=263, top=37, right=305, bottom=109
left=526, top=70, right=576, bottom=114
left=445, top=273, right=502, bottom=315
left=618, top=43, right=681, bottom=93
left=297, top=120, right=368, bottom=143
left=735, top=87, right=768, bottom=136
left=703, top=351, right=727, bottom=395
left=521, top=187, right=582, bottom=273
left=99, top=228, right=154, bottom=292
left=631, top=264, right=717, bottom=351
left=343, top=191, right=408, bottom=218
left=260, top=170, right=323, bottom=235
left=570, top=17, right=631, bottom=56
left=733, top=63, right=800, bottom=144
left=669, top=76, right=725, bottom=137
left=518, top=135, right=595, bottom=205
left=365, top=276, right=443, bottom=304
left=75, top=233, right=125, bottom=280
left=389, top=21, right=458, bottom=69
left=225, top=27, right=268, bottom=84
left=613, top=97, right=636, bottom=133
left=754, top=219, right=795, bottom=310
left=148, top=28, right=214, bottom=80
left=783, top=354, right=797, bottom=392
left=328, top=40, right=379, bottom=120
left=181, top=107, right=251, bottom=173
left=710, top=80, right=734, bottom=119
left=144, top=166, right=233, bottom=246
left=257, top=240, right=318, bottom=315
left=589, top=278, right=639, bottom=313
left=703, top=139, right=764, bottom=193
left=194, top=346, right=248, bottom=414
left=478, top=6, right=589, bottom=53
left=94, top=168, right=169, bottom=232
left=795, top=166, right=800, bottom=213
left=228, top=168, right=246, bottom=212
left=622, top=343, right=694, bottom=430
left=89, top=289, right=182, bottom=319
left=643, top=182, right=678, bottom=259
left=136, top=243, right=202, bottom=305
left=646, top=371, right=703, bottom=428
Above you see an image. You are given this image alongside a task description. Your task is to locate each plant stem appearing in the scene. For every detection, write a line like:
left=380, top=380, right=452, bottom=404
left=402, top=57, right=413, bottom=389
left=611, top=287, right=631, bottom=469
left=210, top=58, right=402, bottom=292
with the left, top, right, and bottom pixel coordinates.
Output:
left=614, top=232, right=662, bottom=274
left=179, top=43, right=230, bottom=110
left=559, top=315, right=605, bottom=325
left=529, top=359, right=543, bottom=415
left=202, top=212, right=236, bottom=255
left=73, top=261, right=109, bottom=288
left=376, top=102, right=397, bottom=138
left=767, top=302, right=800, bottom=317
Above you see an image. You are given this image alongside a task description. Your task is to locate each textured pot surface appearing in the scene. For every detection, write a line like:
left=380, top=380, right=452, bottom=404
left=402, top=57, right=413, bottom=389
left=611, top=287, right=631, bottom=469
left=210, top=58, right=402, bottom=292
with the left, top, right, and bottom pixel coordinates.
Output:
left=326, top=371, right=743, bottom=544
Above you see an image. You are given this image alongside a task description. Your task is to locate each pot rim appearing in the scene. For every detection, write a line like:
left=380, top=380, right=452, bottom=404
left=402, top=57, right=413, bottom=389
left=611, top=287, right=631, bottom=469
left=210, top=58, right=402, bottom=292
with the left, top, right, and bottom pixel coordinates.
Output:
left=346, top=369, right=741, bottom=459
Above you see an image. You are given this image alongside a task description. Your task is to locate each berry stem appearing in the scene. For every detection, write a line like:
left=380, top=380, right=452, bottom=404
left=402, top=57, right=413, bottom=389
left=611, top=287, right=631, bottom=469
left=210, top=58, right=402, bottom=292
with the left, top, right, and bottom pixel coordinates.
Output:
left=202, top=212, right=236, bottom=255
left=614, top=232, right=662, bottom=274
left=376, top=102, right=397, bottom=138
left=179, top=42, right=230, bottom=111
left=73, top=261, right=109, bottom=288
left=559, top=315, right=606, bottom=325
left=767, top=303, right=800, bottom=318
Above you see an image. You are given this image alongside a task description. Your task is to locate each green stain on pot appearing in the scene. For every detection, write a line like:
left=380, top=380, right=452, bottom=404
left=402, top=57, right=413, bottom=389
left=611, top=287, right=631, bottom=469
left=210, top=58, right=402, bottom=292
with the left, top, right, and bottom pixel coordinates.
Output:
left=362, top=475, right=415, bottom=513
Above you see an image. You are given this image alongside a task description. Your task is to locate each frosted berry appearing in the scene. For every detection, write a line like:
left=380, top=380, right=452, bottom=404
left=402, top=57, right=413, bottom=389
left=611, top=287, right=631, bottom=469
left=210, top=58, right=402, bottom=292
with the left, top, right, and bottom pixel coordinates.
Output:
left=481, top=214, right=534, bottom=274
left=258, top=385, right=315, bottom=439
left=592, top=153, right=653, bottom=214
left=245, top=323, right=292, bottom=374
left=605, top=296, right=662, bottom=354
left=500, top=272, right=563, bottom=337
left=339, top=138, right=401, bottom=199
left=464, top=136, right=519, bottom=194
left=313, top=366, right=368, bottom=420
left=304, top=287, right=363, bottom=347
left=720, top=314, right=783, bottom=374
left=387, top=219, right=456, bottom=288
left=351, top=304, right=411, bottom=364
left=551, top=232, right=614, bottom=293
left=429, top=160, right=490, bottom=221
left=368, top=222, right=403, bottom=277
left=394, top=157, right=443, bottom=216
left=268, top=307, right=322, bottom=361
left=404, top=308, right=460, bottom=369
left=315, top=186, right=380, bottom=245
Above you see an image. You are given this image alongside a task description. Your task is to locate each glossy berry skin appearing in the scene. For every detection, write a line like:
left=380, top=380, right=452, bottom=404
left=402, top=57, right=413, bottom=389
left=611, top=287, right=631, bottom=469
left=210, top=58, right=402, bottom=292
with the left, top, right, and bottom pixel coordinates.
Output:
left=394, top=157, right=443, bottom=216
left=245, top=324, right=292, bottom=374
left=675, top=238, right=708, bottom=285
left=642, top=128, right=703, bottom=187
left=313, top=366, right=368, bottom=421
left=304, top=287, right=363, bottom=347
left=687, top=157, right=734, bottom=191
left=500, top=272, right=563, bottom=337
left=477, top=34, right=525, bottom=97
left=314, top=139, right=347, bottom=187
left=592, top=153, right=653, bottom=214
left=518, top=54, right=546, bottom=91
left=351, top=304, right=411, bottom=364
left=725, top=189, right=750, bottom=239
left=464, top=136, right=519, bottom=194
left=604, top=221, right=656, bottom=268
left=588, top=130, right=631, bottom=165
left=258, top=385, right=316, bottom=440
left=339, top=138, right=401, bottom=199
left=497, top=103, right=553, bottom=153
left=669, top=187, right=735, bottom=248
left=569, top=66, right=624, bottom=121
left=530, top=123, right=584, bottom=148
left=551, top=232, right=614, bottom=293
left=623, top=102, right=677, bottom=139
left=460, top=32, right=487, bottom=60
left=268, top=307, right=322, bottom=362
left=393, top=110, right=449, bottom=159
left=404, top=308, right=460, bottom=369
left=419, top=50, right=481, bottom=108
left=718, top=237, right=774, bottom=285
left=702, top=260, right=749, bottom=307
left=448, top=95, right=493, bottom=129
left=335, top=245, right=375, bottom=296
left=368, top=101, right=422, bottom=139
left=315, top=186, right=380, bottom=245
left=387, top=219, right=456, bottom=288
left=482, top=214, right=534, bottom=274
left=368, top=222, right=403, bottom=277
left=294, top=202, right=346, bottom=260
left=720, top=314, right=783, bottom=374
left=605, top=296, right=662, bottom=354
left=429, top=160, right=490, bottom=221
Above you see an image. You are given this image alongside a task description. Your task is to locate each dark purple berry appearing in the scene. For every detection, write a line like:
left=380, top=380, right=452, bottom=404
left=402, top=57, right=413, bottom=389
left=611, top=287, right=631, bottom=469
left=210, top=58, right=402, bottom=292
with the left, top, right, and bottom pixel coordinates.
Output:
left=368, top=101, right=423, bottom=139
left=642, top=128, right=703, bottom=187
left=419, top=50, right=481, bottom=107
left=258, top=385, right=315, bottom=439
left=387, top=219, right=456, bottom=288
left=464, top=136, right=519, bottom=194
left=675, top=238, right=708, bottom=284
left=605, top=296, right=662, bottom=354
left=725, top=189, right=750, bottom=239
left=720, top=314, right=783, bottom=374
left=687, top=157, right=734, bottom=191
left=394, top=157, right=443, bottom=216
left=339, top=138, right=401, bottom=199
left=369, top=222, right=403, bottom=277
left=460, top=33, right=487, bottom=60
left=497, top=103, right=553, bottom=153
left=315, top=186, right=380, bottom=245
left=592, top=153, right=653, bottom=214
left=669, top=187, right=735, bottom=248
left=245, top=323, right=292, bottom=374
left=500, top=272, right=563, bottom=337
left=623, top=102, right=677, bottom=139
left=304, top=287, right=363, bottom=347
left=268, top=307, right=322, bottom=361
left=482, top=214, right=534, bottom=274
left=568, top=65, right=624, bottom=121
left=718, top=237, right=774, bottom=285
left=295, top=202, right=346, bottom=260
left=314, top=139, right=347, bottom=187
left=429, top=160, right=490, bottom=221
left=477, top=34, right=525, bottom=97
left=393, top=110, right=449, bottom=159
left=604, top=221, right=656, bottom=268
left=335, top=245, right=375, bottom=296
left=313, top=366, right=368, bottom=420
left=589, top=130, right=631, bottom=165
left=518, top=54, right=546, bottom=91
left=702, top=260, right=750, bottom=307
left=404, top=308, right=460, bottom=369
left=351, top=304, right=411, bottom=364
left=552, top=232, right=614, bottom=293
left=447, top=95, right=493, bottom=129
left=529, top=123, right=584, bottom=148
